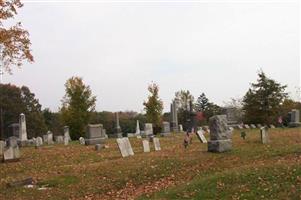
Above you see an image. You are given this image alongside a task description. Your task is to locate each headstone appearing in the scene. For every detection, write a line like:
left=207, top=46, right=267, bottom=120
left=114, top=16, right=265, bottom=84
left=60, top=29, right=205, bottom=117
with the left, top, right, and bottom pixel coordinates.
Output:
left=208, top=115, right=232, bottom=153
left=47, top=131, right=54, bottom=145
left=85, top=124, right=107, bottom=145
left=256, top=124, right=262, bottom=128
left=8, top=123, right=19, bottom=138
left=170, top=100, right=179, bottom=132
left=123, top=138, right=134, bottom=156
left=36, top=137, right=43, bottom=147
left=260, top=127, right=269, bottom=144
left=135, top=120, right=141, bottom=135
left=19, top=113, right=27, bottom=141
left=8, top=136, right=18, bottom=148
left=179, top=124, right=183, bottom=132
left=116, top=138, right=129, bottom=157
left=55, top=136, right=64, bottom=144
left=64, top=126, right=71, bottom=141
left=43, top=135, right=48, bottom=143
left=95, top=144, right=102, bottom=151
left=161, top=121, right=171, bottom=137
left=243, top=124, right=250, bottom=129
left=269, top=124, right=276, bottom=129
left=144, top=123, right=153, bottom=137
left=0, top=140, right=5, bottom=157
left=64, top=136, right=69, bottom=145
left=250, top=124, right=256, bottom=129
left=142, top=140, right=150, bottom=152
left=153, top=138, right=161, bottom=151
left=196, top=130, right=207, bottom=143
left=289, top=109, right=301, bottom=127
left=111, top=112, right=123, bottom=138
left=79, top=137, right=85, bottom=145
left=3, top=146, right=20, bottom=162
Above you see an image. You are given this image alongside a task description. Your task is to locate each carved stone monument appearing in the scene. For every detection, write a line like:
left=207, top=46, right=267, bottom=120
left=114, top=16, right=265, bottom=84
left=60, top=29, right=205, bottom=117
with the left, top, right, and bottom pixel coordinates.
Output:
left=85, top=124, right=107, bottom=145
left=19, top=113, right=27, bottom=141
left=170, top=100, right=179, bottom=132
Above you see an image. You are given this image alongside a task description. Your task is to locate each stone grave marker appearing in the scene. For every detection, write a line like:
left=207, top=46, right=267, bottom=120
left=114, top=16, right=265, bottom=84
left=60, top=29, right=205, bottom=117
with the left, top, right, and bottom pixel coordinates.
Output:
left=124, top=138, right=134, bottom=156
left=135, top=120, right=141, bottom=136
left=47, top=131, right=54, bottom=145
left=153, top=138, right=161, bottom=151
left=256, top=124, right=262, bottom=128
left=43, top=135, right=48, bottom=143
left=0, top=140, right=5, bottom=157
left=244, top=124, right=250, bottom=129
left=3, top=146, right=20, bottom=162
left=208, top=115, right=232, bottom=153
left=95, top=144, right=102, bottom=151
left=36, top=137, right=43, bottom=147
left=19, top=113, right=28, bottom=141
left=260, top=127, right=269, bottom=144
left=269, top=124, right=276, bottom=129
left=250, top=124, right=256, bottom=129
left=289, top=109, right=301, bottom=127
left=161, top=121, right=171, bottom=137
left=64, top=126, right=71, bottom=141
left=55, top=136, right=64, bottom=144
left=142, top=140, right=150, bottom=152
left=8, top=136, right=18, bottom=148
left=116, top=138, right=129, bottom=157
left=196, top=130, right=207, bottom=143
left=85, top=124, right=106, bottom=145
left=79, top=137, right=85, bottom=145
left=144, top=123, right=153, bottom=137
left=64, top=137, right=69, bottom=146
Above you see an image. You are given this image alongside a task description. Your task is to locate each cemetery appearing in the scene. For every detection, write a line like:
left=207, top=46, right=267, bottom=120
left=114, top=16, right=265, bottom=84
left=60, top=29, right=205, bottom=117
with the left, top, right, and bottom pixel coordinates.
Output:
left=0, top=1, right=300, bottom=199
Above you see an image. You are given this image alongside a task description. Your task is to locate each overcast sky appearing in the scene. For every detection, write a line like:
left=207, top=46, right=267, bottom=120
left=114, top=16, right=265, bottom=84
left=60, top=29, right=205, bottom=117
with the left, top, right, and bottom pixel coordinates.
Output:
left=3, top=0, right=300, bottom=112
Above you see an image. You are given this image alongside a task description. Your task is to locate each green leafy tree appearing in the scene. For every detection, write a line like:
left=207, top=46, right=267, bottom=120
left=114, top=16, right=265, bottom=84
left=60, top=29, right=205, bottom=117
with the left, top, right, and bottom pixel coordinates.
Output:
left=243, top=70, right=287, bottom=124
left=143, top=82, right=163, bottom=134
left=60, top=77, right=96, bottom=139
left=42, top=108, right=63, bottom=135
left=174, top=90, right=194, bottom=129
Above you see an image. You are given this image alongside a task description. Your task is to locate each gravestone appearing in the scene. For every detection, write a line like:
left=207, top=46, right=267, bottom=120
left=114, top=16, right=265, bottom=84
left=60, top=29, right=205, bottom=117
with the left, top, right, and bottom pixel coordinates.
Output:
left=256, top=124, right=262, bottom=128
left=260, top=127, right=269, bottom=144
left=43, top=135, right=48, bottom=143
left=153, top=138, right=161, bottom=151
left=19, top=113, right=28, bottom=141
left=124, top=138, right=134, bottom=156
left=36, top=137, right=43, bottom=147
left=179, top=124, right=183, bottom=132
left=135, top=120, right=141, bottom=136
left=111, top=112, right=123, bottom=138
left=196, top=130, right=207, bottom=143
left=85, top=124, right=107, bottom=145
left=289, top=109, right=301, bottom=127
left=161, top=121, right=171, bottom=137
left=8, top=136, right=18, bottom=148
left=144, top=123, right=154, bottom=137
left=250, top=124, right=256, bottom=129
left=208, top=115, right=232, bottom=153
left=0, top=140, right=5, bottom=157
left=64, top=137, right=69, bottom=146
left=47, top=131, right=54, bottom=145
left=269, top=124, right=276, bottom=129
left=64, top=126, right=71, bottom=141
left=3, top=146, right=20, bottom=162
left=170, top=100, right=179, bottom=132
left=243, top=124, right=250, bottom=129
left=142, top=140, right=150, bottom=152
left=95, top=144, right=102, bottom=151
left=55, top=136, right=64, bottom=144
left=116, top=138, right=132, bottom=157
left=79, top=137, right=85, bottom=145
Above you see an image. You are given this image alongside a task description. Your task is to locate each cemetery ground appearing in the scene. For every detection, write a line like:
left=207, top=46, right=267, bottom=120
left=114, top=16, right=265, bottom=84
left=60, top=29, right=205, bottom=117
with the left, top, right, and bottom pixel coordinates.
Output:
left=1, top=128, right=301, bottom=200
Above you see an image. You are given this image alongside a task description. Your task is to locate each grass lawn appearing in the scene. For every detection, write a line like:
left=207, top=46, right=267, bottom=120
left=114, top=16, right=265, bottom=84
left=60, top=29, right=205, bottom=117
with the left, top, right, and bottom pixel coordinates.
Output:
left=1, top=128, right=300, bottom=200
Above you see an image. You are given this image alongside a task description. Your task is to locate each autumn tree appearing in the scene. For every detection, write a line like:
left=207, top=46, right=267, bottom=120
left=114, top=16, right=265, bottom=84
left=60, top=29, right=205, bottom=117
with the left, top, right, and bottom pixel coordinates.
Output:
left=143, top=82, right=163, bottom=134
left=243, top=70, right=287, bottom=124
left=60, top=77, right=96, bottom=139
left=0, top=0, right=33, bottom=72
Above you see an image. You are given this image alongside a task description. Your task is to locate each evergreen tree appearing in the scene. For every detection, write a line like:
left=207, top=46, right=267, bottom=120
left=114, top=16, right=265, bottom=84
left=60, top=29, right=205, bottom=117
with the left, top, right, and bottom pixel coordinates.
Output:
left=243, top=70, right=287, bottom=124
left=60, top=77, right=96, bottom=139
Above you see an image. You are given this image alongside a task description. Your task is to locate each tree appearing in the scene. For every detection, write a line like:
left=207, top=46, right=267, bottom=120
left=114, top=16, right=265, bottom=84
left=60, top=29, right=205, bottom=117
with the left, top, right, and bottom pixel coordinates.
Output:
left=60, top=77, right=96, bottom=139
left=174, top=90, right=194, bottom=129
left=195, top=93, right=209, bottom=112
left=0, top=83, right=46, bottom=139
left=0, top=0, right=33, bottom=72
left=243, top=70, right=287, bottom=124
left=42, top=108, right=63, bottom=135
left=143, top=82, right=163, bottom=134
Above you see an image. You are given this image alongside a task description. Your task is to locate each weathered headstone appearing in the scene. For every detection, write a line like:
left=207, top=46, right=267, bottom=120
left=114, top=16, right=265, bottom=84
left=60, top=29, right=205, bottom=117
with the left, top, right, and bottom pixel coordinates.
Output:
left=47, top=131, right=54, bottom=145
left=196, top=130, right=207, bottom=143
left=3, top=146, right=20, bottom=162
left=8, top=136, right=18, bottom=148
left=269, top=124, right=276, bottom=129
left=36, top=137, right=43, bottom=147
left=124, top=138, right=134, bottom=156
left=116, top=138, right=129, bottom=157
left=260, top=127, right=269, bottom=144
left=161, top=121, right=171, bottom=137
left=256, top=124, right=262, bottom=128
left=142, top=140, right=150, bottom=152
left=170, top=100, right=179, bottom=132
left=243, top=124, right=250, bottom=129
left=250, top=124, right=256, bottom=129
left=144, top=123, right=153, bottom=137
left=111, top=112, right=123, bottom=138
left=85, top=124, right=106, bottom=145
left=19, top=113, right=28, bottom=141
left=208, top=115, right=232, bottom=153
left=55, top=136, right=64, bottom=144
left=79, top=137, right=85, bottom=145
left=64, top=136, right=69, bottom=146
left=43, top=135, right=48, bottom=143
left=153, top=138, right=161, bottom=151
left=135, top=120, right=141, bottom=136
left=289, top=109, right=301, bottom=127
left=178, top=124, right=183, bottom=132
left=64, top=126, right=71, bottom=142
